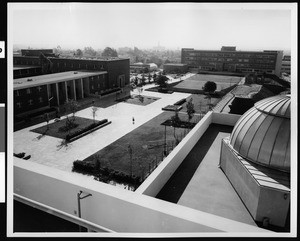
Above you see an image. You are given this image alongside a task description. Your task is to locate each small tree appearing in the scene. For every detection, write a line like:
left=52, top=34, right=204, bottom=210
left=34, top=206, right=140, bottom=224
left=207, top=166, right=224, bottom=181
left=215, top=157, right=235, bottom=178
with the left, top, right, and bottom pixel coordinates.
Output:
left=186, top=98, right=195, bottom=122
left=156, top=75, right=169, bottom=90
left=91, top=106, right=98, bottom=124
left=203, top=81, right=216, bottom=110
left=203, top=81, right=217, bottom=94
left=66, top=99, right=80, bottom=120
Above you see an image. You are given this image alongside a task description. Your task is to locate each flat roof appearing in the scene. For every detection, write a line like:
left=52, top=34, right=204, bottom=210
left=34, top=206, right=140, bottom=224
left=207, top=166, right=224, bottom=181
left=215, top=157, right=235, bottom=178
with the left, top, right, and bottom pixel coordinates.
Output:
left=14, top=70, right=107, bottom=90
left=156, top=124, right=257, bottom=226
left=164, top=63, right=187, bottom=66
left=14, top=55, right=129, bottom=61
left=14, top=65, right=41, bottom=71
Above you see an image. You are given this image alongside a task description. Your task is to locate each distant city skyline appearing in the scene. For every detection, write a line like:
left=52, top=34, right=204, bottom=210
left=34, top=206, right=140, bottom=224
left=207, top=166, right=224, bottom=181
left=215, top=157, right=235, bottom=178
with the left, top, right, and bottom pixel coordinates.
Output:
left=9, top=3, right=294, bottom=53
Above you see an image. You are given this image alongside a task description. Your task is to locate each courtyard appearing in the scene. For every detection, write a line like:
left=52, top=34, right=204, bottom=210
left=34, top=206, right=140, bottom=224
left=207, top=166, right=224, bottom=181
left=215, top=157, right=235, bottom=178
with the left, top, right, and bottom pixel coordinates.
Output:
left=173, top=74, right=243, bottom=92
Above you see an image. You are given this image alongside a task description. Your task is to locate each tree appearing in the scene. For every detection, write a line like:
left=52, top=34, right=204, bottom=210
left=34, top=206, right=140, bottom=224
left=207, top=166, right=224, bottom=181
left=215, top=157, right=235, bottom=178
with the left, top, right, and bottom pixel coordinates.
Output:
left=91, top=106, right=98, bottom=124
left=102, top=47, right=118, bottom=57
left=203, top=81, right=217, bottom=94
left=66, top=99, right=80, bottom=121
left=83, top=46, right=96, bottom=57
left=148, top=73, right=152, bottom=83
left=75, top=49, right=83, bottom=57
left=203, top=81, right=216, bottom=110
left=186, top=98, right=195, bottom=122
left=156, top=75, right=169, bottom=89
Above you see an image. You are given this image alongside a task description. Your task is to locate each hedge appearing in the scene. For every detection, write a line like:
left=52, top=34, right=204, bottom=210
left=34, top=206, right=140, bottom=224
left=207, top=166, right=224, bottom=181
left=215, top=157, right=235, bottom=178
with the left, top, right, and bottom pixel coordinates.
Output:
left=174, top=98, right=186, bottom=105
left=66, top=119, right=108, bottom=141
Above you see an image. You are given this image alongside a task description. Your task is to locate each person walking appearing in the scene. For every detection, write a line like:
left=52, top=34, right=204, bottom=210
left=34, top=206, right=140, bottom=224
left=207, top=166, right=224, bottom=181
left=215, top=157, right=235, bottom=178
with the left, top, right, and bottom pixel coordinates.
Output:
left=132, top=117, right=135, bottom=124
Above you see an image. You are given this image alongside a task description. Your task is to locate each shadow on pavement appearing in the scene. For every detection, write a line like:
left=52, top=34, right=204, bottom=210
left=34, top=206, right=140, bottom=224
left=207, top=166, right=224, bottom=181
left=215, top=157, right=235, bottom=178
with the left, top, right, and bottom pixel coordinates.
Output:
left=155, top=124, right=233, bottom=203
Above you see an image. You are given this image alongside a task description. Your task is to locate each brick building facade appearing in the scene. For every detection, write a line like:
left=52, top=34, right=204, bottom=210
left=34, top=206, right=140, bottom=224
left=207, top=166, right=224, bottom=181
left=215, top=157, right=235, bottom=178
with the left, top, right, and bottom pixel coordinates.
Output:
left=181, top=47, right=283, bottom=76
left=13, top=54, right=130, bottom=116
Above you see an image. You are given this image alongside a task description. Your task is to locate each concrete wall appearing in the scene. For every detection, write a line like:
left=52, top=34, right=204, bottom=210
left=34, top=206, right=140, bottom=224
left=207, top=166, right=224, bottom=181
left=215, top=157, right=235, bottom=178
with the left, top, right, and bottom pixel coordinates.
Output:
left=220, top=139, right=290, bottom=227
left=256, top=186, right=290, bottom=227
left=13, top=158, right=268, bottom=233
left=135, top=111, right=213, bottom=196
left=220, top=140, right=260, bottom=218
left=212, top=112, right=241, bottom=126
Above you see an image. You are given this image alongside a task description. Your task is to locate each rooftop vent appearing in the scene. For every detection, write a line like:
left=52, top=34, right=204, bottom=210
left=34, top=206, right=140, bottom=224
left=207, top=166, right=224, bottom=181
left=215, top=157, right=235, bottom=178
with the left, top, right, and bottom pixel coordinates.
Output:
left=27, top=78, right=33, bottom=81
left=74, top=71, right=78, bottom=74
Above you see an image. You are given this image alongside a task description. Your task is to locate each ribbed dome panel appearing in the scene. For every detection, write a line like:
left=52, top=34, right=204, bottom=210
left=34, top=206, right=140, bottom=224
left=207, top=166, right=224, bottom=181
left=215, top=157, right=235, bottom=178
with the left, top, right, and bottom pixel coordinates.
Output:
left=230, top=95, right=290, bottom=172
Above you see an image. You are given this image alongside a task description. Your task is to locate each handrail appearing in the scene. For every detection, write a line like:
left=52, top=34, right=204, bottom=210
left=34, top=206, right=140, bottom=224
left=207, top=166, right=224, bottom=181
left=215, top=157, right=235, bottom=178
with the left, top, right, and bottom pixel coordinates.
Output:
left=14, top=193, right=115, bottom=233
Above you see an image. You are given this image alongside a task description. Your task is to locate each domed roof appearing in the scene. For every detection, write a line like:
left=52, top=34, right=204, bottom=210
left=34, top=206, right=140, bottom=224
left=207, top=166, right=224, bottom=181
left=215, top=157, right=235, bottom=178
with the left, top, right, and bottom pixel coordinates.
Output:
left=229, top=95, right=290, bottom=172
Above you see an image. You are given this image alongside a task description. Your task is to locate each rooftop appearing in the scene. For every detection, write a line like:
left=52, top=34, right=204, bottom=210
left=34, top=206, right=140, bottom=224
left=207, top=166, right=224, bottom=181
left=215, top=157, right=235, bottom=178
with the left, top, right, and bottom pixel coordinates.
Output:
left=164, top=63, right=187, bottom=66
left=156, top=124, right=257, bottom=226
left=14, top=65, right=41, bottom=71
left=13, top=70, right=107, bottom=90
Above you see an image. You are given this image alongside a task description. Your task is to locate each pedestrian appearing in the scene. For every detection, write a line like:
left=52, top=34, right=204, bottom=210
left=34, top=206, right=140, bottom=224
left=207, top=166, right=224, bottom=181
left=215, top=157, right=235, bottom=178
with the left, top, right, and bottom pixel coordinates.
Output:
left=132, top=117, right=135, bottom=124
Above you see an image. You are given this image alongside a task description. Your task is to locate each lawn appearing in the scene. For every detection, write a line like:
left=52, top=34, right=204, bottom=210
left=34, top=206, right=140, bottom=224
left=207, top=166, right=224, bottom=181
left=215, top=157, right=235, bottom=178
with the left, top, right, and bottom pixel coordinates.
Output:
left=31, top=116, right=96, bottom=139
left=174, top=74, right=242, bottom=91
left=82, top=111, right=201, bottom=180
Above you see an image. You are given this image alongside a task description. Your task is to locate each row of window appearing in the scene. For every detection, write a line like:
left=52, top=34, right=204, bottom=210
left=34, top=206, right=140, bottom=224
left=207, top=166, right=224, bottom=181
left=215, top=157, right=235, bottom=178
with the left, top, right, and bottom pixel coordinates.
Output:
left=184, top=57, right=274, bottom=64
left=184, top=51, right=277, bottom=59
left=16, top=97, right=43, bottom=108
left=14, top=59, right=105, bottom=70
left=15, top=86, right=43, bottom=96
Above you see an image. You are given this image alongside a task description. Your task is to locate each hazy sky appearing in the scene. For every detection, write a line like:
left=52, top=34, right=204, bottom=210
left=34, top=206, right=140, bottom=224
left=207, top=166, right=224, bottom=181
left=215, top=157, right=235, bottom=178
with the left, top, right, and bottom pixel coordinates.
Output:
left=9, top=3, right=294, bottom=51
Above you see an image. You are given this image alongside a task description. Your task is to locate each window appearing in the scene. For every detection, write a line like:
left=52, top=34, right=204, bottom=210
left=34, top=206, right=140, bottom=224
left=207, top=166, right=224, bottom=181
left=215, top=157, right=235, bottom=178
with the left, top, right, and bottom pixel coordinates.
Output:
left=91, top=85, right=94, bottom=90
left=26, top=88, right=31, bottom=94
left=17, top=102, right=21, bottom=108
left=28, top=99, right=33, bottom=105
left=39, top=97, right=43, bottom=103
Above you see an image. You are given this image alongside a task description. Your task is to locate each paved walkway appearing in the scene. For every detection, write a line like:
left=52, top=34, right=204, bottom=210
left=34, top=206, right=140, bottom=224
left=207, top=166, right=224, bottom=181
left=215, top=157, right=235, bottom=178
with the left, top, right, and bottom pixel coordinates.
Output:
left=156, top=124, right=257, bottom=226
left=14, top=90, right=191, bottom=172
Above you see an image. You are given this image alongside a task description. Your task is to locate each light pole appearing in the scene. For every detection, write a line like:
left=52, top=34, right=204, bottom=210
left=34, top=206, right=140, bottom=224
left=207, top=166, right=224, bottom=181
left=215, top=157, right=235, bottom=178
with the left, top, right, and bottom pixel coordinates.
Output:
left=77, top=190, right=92, bottom=232
left=128, top=145, right=133, bottom=177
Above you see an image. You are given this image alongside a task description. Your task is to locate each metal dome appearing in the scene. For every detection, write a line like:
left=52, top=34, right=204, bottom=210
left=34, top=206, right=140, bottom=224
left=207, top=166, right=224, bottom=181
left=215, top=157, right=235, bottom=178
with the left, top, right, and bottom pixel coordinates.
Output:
left=229, top=95, right=290, bottom=172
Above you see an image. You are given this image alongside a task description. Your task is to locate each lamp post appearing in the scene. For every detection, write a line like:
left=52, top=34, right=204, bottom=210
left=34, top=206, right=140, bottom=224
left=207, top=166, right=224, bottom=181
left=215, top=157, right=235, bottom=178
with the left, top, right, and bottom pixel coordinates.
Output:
left=128, top=145, right=133, bottom=177
left=77, top=190, right=92, bottom=232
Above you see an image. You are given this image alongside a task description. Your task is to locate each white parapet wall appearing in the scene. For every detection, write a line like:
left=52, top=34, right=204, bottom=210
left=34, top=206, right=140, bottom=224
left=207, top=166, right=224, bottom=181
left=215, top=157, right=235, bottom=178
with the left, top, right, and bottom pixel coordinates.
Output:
left=13, top=157, right=269, bottom=234
left=212, top=112, right=241, bottom=126
left=135, top=111, right=213, bottom=196
left=135, top=111, right=241, bottom=197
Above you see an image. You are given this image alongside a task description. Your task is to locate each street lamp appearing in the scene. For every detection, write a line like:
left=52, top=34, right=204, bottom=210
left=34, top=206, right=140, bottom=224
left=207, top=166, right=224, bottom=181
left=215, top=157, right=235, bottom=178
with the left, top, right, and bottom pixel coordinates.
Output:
left=77, top=190, right=92, bottom=232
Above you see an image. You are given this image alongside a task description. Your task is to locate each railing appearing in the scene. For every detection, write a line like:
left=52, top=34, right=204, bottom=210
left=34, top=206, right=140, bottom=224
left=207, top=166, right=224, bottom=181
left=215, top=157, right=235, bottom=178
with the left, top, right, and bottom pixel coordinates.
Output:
left=14, top=193, right=115, bottom=233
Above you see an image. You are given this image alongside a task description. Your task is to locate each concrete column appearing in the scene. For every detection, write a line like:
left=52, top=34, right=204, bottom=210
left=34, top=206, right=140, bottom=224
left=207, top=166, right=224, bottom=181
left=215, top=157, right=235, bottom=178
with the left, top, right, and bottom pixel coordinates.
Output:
left=65, top=81, right=69, bottom=102
left=55, top=83, right=60, bottom=106
left=81, top=78, right=84, bottom=98
left=73, top=79, right=77, bottom=100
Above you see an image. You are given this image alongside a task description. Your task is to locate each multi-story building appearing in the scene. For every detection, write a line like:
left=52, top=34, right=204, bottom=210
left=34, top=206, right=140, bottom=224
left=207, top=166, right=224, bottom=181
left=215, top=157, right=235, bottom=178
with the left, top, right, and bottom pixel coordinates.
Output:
left=130, top=62, right=158, bottom=73
left=181, top=47, right=283, bottom=76
left=281, top=55, right=291, bottom=75
left=13, top=50, right=130, bottom=116
left=163, top=63, right=188, bottom=74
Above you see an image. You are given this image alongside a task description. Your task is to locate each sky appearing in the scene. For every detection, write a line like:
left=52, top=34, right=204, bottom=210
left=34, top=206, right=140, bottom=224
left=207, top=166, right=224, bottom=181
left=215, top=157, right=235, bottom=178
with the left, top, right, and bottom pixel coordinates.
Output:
left=9, top=3, right=294, bottom=52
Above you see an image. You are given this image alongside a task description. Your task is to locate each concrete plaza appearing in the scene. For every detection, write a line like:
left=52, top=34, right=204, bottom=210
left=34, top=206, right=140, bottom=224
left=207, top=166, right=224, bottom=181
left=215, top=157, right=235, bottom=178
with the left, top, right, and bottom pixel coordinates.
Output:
left=13, top=90, right=191, bottom=172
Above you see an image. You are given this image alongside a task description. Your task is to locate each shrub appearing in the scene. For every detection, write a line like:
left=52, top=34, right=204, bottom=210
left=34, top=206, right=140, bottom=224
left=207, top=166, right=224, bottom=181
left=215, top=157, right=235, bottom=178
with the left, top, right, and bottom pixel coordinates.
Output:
left=66, top=119, right=108, bottom=141
left=73, top=160, right=95, bottom=173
